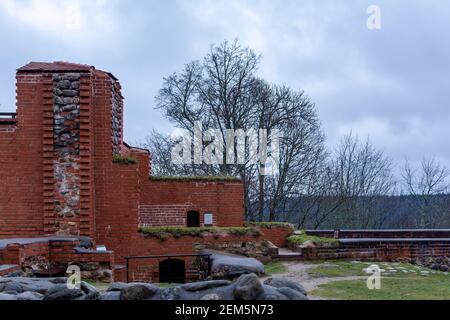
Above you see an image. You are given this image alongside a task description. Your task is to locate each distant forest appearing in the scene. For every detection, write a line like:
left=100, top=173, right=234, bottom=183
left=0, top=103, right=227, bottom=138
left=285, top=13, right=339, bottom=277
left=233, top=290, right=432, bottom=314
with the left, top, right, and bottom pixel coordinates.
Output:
left=278, top=195, right=450, bottom=230
left=143, top=40, right=450, bottom=230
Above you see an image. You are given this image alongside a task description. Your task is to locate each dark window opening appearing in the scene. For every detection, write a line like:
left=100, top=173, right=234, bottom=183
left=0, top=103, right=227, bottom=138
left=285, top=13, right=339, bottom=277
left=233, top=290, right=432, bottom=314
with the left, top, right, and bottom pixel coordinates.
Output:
left=187, top=211, right=200, bottom=228
left=159, top=258, right=185, bottom=284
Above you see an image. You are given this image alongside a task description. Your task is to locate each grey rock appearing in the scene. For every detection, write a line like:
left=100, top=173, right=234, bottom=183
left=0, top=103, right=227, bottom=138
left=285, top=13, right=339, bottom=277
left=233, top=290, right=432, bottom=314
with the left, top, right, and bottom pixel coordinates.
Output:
left=183, top=280, right=231, bottom=292
left=62, top=104, right=77, bottom=112
left=43, top=284, right=84, bottom=300
left=80, top=263, right=100, bottom=271
left=99, top=291, right=121, bottom=300
left=277, top=287, right=308, bottom=300
left=58, top=80, right=71, bottom=90
left=0, top=293, right=17, bottom=300
left=430, top=264, right=440, bottom=270
left=17, top=291, right=44, bottom=301
left=263, top=277, right=307, bottom=296
left=80, top=281, right=100, bottom=300
left=233, top=273, right=264, bottom=300
left=440, top=265, right=449, bottom=272
left=160, top=287, right=181, bottom=300
left=106, top=282, right=128, bottom=292
left=2, top=281, right=24, bottom=293
left=63, top=97, right=75, bottom=105
left=120, top=283, right=159, bottom=300
left=257, top=285, right=289, bottom=300
left=62, top=90, right=78, bottom=97
left=211, top=254, right=265, bottom=279
left=54, top=97, right=64, bottom=104
left=201, top=293, right=221, bottom=300
left=4, top=271, right=27, bottom=278
left=66, top=74, right=80, bottom=81
left=71, top=81, right=80, bottom=90
left=0, top=278, right=54, bottom=294
left=49, top=278, right=69, bottom=285
left=54, top=115, right=64, bottom=125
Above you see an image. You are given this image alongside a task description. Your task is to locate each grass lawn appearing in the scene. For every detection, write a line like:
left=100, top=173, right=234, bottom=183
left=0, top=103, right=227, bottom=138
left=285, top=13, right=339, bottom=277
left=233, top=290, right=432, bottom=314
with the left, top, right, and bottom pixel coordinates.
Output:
left=308, top=260, right=371, bottom=278
left=311, top=274, right=450, bottom=300
left=308, top=260, right=450, bottom=300
left=264, top=261, right=288, bottom=275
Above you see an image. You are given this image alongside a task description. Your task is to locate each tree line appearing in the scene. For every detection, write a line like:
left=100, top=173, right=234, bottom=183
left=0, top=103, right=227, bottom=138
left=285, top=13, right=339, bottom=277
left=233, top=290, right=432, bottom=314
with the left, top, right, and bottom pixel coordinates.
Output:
left=142, top=40, right=450, bottom=229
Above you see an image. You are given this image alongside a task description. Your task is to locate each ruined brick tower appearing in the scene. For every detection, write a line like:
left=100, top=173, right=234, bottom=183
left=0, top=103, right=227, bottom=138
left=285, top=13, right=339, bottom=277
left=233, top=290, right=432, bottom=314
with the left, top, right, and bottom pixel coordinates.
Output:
left=0, top=62, right=246, bottom=263
left=0, top=62, right=126, bottom=238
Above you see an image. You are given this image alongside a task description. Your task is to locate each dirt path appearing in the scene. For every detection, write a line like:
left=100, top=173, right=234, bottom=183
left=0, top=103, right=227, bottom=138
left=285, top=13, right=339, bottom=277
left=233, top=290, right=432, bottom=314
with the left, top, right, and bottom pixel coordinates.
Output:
left=262, top=261, right=367, bottom=300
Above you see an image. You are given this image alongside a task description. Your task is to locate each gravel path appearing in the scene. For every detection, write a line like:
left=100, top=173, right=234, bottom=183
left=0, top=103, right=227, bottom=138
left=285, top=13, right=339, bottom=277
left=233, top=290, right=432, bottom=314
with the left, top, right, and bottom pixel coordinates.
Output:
left=262, top=261, right=367, bottom=300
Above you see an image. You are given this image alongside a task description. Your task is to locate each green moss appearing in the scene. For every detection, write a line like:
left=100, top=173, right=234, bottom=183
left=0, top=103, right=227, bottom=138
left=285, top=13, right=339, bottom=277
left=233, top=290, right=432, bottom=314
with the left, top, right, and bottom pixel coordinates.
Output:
left=138, top=226, right=261, bottom=240
left=287, top=231, right=338, bottom=246
left=112, top=154, right=137, bottom=165
left=245, top=222, right=294, bottom=229
left=150, top=176, right=241, bottom=182
left=155, top=283, right=179, bottom=288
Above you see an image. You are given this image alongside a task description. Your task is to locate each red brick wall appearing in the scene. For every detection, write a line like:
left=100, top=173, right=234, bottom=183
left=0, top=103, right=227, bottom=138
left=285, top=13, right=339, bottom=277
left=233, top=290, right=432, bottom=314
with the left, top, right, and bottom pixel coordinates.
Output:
left=259, top=226, right=294, bottom=247
left=139, top=205, right=191, bottom=226
left=0, top=63, right=247, bottom=268
left=140, top=179, right=244, bottom=228
left=0, top=73, right=45, bottom=238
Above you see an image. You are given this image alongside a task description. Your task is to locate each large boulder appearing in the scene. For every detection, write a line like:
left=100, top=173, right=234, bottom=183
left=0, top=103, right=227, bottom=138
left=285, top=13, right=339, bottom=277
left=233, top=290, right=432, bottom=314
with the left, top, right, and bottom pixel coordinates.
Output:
left=211, top=254, right=265, bottom=279
left=16, top=291, right=43, bottom=301
left=80, top=281, right=100, bottom=300
left=257, top=285, right=289, bottom=300
left=43, top=284, right=84, bottom=300
left=0, top=293, right=17, bottom=300
left=263, top=277, right=307, bottom=296
left=99, top=291, right=121, bottom=300
left=120, top=283, right=159, bottom=300
left=183, top=280, right=231, bottom=292
left=233, top=273, right=264, bottom=300
left=106, top=282, right=129, bottom=292
left=277, top=287, right=308, bottom=300
left=0, top=276, right=309, bottom=301
left=159, top=287, right=181, bottom=300
left=0, top=277, right=55, bottom=294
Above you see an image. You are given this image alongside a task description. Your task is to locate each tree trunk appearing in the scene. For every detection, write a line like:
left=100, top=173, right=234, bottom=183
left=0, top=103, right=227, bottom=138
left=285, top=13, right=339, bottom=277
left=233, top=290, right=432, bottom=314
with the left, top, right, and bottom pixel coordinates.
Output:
left=258, top=168, right=265, bottom=222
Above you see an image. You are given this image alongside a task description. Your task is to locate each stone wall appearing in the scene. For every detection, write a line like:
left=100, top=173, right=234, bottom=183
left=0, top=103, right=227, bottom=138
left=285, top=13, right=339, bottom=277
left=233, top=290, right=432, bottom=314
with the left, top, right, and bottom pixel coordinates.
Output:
left=111, top=80, right=123, bottom=155
left=52, top=74, right=81, bottom=236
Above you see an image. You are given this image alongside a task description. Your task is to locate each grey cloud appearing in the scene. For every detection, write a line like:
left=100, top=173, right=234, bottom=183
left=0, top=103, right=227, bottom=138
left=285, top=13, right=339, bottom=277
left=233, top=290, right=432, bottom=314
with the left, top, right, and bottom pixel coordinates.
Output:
left=0, top=0, right=449, bottom=170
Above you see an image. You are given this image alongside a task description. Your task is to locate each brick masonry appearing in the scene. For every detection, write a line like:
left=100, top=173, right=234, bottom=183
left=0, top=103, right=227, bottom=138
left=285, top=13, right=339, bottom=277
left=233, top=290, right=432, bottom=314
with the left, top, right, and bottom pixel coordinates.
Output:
left=0, top=62, right=249, bottom=268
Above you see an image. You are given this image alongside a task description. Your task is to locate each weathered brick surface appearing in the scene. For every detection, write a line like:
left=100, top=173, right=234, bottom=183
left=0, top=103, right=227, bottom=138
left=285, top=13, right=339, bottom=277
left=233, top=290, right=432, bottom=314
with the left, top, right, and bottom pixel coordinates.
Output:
left=0, top=62, right=247, bottom=268
left=0, top=74, right=45, bottom=238
left=259, top=226, right=294, bottom=248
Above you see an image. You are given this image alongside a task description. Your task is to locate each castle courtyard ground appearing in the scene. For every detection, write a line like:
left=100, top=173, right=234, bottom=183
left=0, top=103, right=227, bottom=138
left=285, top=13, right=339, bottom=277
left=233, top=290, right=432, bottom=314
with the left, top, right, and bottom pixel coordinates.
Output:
left=264, top=260, right=450, bottom=300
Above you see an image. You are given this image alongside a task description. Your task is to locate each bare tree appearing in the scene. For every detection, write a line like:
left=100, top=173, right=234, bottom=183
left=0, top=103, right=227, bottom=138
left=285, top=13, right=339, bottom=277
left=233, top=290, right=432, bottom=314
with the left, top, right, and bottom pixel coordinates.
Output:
left=152, top=40, right=327, bottom=221
left=297, top=133, right=398, bottom=229
left=402, top=158, right=450, bottom=228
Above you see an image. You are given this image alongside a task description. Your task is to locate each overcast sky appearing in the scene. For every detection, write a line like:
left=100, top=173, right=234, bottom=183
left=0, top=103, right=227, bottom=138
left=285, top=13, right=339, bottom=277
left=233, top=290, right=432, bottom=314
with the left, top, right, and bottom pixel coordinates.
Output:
left=1, top=0, right=449, bottom=171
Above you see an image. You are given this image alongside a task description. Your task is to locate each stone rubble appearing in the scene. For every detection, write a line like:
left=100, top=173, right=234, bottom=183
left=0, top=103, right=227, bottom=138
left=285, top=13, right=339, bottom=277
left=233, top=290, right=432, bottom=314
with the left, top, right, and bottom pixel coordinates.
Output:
left=0, top=274, right=308, bottom=300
